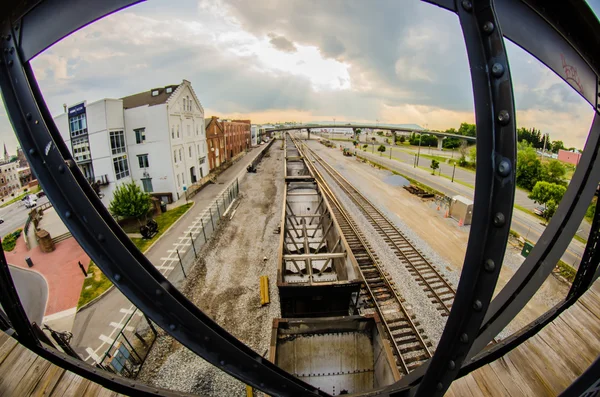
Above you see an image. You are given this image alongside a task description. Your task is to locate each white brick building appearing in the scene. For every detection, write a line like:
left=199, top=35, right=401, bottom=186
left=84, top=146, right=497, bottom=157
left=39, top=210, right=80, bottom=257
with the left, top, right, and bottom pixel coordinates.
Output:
left=54, top=80, right=209, bottom=206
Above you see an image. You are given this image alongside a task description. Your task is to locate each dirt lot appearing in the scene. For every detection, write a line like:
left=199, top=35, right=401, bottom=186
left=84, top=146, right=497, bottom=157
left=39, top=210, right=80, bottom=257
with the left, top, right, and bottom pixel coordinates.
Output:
left=137, top=146, right=283, bottom=396
left=308, top=140, right=569, bottom=337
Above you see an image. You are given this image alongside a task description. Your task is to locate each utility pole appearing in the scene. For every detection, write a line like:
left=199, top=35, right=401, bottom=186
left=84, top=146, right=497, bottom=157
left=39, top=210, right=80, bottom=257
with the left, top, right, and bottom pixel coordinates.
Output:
left=389, top=147, right=392, bottom=159
left=541, top=133, right=547, bottom=162
left=452, top=164, right=456, bottom=182
left=416, top=132, right=422, bottom=167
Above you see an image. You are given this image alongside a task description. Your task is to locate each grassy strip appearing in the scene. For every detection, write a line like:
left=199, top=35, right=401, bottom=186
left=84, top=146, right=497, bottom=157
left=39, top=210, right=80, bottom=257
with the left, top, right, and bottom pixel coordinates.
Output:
left=555, top=259, right=576, bottom=283
left=130, top=203, right=193, bottom=253
left=77, top=203, right=193, bottom=308
left=509, top=229, right=520, bottom=239
left=1, top=191, right=30, bottom=208
left=573, top=234, right=588, bottom=245
left=514, top=204, right=546, bottom=223
left=355, top=154, right=445, bottom=197
left=77, top=262, right=113, bottom=309
left=2, top=229, right=22, bottom=251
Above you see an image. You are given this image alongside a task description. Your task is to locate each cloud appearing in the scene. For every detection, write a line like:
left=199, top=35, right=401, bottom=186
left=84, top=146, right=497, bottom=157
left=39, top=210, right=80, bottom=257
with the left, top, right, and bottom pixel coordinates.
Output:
left=0, top=0, right=596, bottom=154
left=267, top=33, right=297, bottom=53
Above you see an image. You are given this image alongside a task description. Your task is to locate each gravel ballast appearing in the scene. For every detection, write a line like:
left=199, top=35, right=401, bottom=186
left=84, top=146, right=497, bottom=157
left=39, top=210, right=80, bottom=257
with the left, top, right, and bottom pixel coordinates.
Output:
left=137, top=147, right=283, bottom=396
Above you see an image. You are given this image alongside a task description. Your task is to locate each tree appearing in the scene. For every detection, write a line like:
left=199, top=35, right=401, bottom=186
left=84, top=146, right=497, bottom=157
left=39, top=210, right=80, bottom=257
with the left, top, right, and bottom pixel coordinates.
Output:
left=457, top=122, right=476, bottom=137
left=352, top=140, right=359, bottom=147
left=551, top=140, right=565, bottom=154
left=377, top=145, right=386, bottom=155
left=109, top=181, right=152, bottom=224
left=362, top=144, right=368, bottom=151
left=516, top=143, right=543, bottom=190
left=469, top=145, right=477, bottom=166
left=430, top=159, right=440, bottom=175
left=541, top=160, right=567, bottom=186
left=528, top=181, right=567, bottom=220
left=443, top=137, right=461, bottom=149
left=354, top=128, right=361, bottom=140
left=398, top=135, right=406, bottom=143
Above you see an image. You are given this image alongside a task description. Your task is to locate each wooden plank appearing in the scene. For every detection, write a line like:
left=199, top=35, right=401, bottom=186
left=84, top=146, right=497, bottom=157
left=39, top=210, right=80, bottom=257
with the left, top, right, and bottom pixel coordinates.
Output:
left=49, top=371, right=78, bottom=396
left=488, top=356, right=538, bottom=397
left=538, top=320, right=596, bottom=374
left=10, top=355, right=52, bottom=396
left=0, top=332, right=10, bottom=350
left=463, top=373, right=485, bottom=396
left=61, top=374, right=91, bottom=397
left=30, top=364, right=66, bottom=397
left=516, top=337, right=576, bottom=395
left=559, top=307, right=600, bottom=353
left=447, top=375, right=476, bottom=397
left=0, top=344, right=39, bottom=394
left=502, top=340, right=556, bottom=396
left=578, top=283, right=600, bottom=320
left=0, top=335, right=18, bottom=366
left=470, top=363, right=512, bottom=397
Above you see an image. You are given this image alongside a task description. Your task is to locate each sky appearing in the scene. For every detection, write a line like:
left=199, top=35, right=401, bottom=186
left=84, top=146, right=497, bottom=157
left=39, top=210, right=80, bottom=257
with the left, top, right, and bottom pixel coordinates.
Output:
left=0, top=0, right=599, bottom=153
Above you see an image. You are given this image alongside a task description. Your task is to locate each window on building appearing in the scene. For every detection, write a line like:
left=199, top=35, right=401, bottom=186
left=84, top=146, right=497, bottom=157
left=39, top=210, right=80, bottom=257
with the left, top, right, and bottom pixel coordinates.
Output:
left=166, top=87, right=173, bottom=94
left=173, top=150, right=177, bottom=163
left=138, top=154, right=149, bottom=168
left=134, top=128, right=146, bottom=144
left=69, top=114, right=88, bottom=137
left=179, top=149, right=182, bottom=161
left=171, top=127, right=174, bottom=139
left=199, top=156, right=206, bottom=165
left=189, top=146, right=192, bottom=158
left=177, top=174, right=180, bottom=187
left=110, top=131, right=126, bottom=155
left=196, top=125, right=199, bottom=136
left=151, top=89, right=159, bottom=96
left=187, top=125, right=191, bottom=136
left=177, top=125, right=180, bottom=138
left=113, top=155, right=129, bottom=180
left=187, top=96, right=191, bottom=111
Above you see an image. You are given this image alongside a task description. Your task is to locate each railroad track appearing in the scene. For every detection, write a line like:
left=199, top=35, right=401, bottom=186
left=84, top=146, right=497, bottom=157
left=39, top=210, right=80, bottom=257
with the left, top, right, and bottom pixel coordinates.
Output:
left=300, top=139, right=456, bottom=317
left=291, top=135, right=432, bottom=375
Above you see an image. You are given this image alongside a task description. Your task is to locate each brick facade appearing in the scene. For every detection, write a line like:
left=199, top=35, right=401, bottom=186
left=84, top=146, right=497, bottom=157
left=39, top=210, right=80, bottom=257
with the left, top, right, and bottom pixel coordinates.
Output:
left=223, top=119, right=251, bottom=160
left=205, top=116, right=225, bottom=171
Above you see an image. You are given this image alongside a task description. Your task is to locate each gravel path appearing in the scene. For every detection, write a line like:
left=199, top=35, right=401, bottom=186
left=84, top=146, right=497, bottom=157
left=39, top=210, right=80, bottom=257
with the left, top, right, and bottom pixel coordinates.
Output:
left=137, top=147, right=283, bottom=396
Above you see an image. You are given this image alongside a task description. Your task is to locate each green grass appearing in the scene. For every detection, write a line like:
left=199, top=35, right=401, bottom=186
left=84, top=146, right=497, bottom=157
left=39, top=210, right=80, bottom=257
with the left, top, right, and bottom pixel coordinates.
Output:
left=77, top=203, right=193, bottom=309
left=509, top=229, right=521, bottom=239
left=573, top=234, right=587, bottom=245
left=77, top=262, right=114, bottom=308
left=130, top=203, right=193, bottom=253
left=0, top=186, right=41, bottom=208
left=555, top=259, right=576, bottom=283
left=514, top=204, right=547, bottom=223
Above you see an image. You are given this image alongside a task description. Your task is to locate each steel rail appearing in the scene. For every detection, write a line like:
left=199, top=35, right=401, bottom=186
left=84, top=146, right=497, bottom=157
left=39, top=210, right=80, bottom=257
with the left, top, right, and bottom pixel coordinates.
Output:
left=304, top=142, right=455, bottom=316
left=292, top=134, right=432, bottom=376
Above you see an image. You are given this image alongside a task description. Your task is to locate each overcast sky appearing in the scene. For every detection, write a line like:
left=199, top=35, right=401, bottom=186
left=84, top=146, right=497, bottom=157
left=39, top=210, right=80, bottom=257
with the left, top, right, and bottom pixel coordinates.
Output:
left=0, top=0, right=599, bottom=153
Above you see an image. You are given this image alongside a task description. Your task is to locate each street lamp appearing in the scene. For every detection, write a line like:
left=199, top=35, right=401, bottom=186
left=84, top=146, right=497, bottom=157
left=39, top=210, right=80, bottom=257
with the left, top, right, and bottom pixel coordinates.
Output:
left=416, top=132, right=422, bottom=167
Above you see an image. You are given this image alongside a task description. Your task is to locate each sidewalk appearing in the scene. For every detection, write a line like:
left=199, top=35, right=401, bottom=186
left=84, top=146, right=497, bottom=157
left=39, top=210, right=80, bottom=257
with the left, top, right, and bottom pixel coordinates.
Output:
left=70, top=144, right=272, bottom=363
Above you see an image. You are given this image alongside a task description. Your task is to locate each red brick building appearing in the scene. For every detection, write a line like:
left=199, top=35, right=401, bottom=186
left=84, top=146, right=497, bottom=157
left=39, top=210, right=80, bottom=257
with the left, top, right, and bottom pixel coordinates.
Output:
left=223, top=119, right=251, bottom=160
left=205, top=116, right=225, bottom=171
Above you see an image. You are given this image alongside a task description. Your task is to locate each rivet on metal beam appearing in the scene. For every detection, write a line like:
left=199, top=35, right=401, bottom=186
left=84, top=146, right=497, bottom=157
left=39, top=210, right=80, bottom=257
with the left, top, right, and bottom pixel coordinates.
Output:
left=28, top=147, right=35, bottom=155
left=97, top=234, right=105, bottom=242
left=497, top=110, right=510, bottom=125
left=155, top=289, right=162, bottom=296
left=491, top=63, right=504, bottom=78
left=65, top=211, right=71, bottom=218
left=9, top=47, right=13, bottom=54
left=461, top=0, right=473, bottom=12
left=58, top=164, right=65, bottom=173
left=498, top=159, right=511, bottom=177
left=473, top=300, right=483, bottom=311
left=114, top=274, right=121, bottom=281
left=7, top=60, right=13, bottom=66
left=482, top=21, right=494, bottom=34
left=169, top=324, right=176, bottom=331
left=436, top=382, right=444, bottom=391
left=448, top=360, right=456, bottom=370
left=26, top=113, right=32, bottom=120
left=5, top=34, right=11, bottom=41
left=484, top=259, right=496, bottom=272
left=460, top=333, right=469, bottom=343
left=493, top=212, right=505, bottom=227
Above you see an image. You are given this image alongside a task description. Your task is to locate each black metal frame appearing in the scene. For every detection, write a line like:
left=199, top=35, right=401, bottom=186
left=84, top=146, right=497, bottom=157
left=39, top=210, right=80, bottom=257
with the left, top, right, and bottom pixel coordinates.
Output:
left=0, top=0, right=599, bottom=396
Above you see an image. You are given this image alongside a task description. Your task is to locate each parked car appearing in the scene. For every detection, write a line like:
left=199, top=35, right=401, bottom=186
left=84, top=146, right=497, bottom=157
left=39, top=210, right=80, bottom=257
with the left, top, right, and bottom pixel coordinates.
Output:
left=23, top=194, right=37, bottom=209
left=533, top=206, right=546, bottom=216
left=36, top=191, right=46, bottom=198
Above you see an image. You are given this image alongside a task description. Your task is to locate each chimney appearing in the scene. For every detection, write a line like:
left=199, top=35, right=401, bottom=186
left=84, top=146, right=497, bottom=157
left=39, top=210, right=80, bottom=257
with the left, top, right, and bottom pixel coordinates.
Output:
left=63, top=103, right=67, bottom=113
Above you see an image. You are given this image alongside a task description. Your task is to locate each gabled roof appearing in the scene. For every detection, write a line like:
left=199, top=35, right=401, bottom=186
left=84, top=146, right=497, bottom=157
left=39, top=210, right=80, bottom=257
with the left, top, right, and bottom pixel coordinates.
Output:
left=206, top=117, right=224, bottom=134
left=121, top=84, right=180, bottom=110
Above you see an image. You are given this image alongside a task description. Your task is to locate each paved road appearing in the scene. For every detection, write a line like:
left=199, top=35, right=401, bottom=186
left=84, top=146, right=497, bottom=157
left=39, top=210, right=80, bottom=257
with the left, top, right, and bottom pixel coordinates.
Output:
left=0, top=196, right=49, bottom=238
left=307, top=139, right=586, bottom=269
left=70, top=144, right=272, bottom=364
left=319, top=135, right=591, bottom=243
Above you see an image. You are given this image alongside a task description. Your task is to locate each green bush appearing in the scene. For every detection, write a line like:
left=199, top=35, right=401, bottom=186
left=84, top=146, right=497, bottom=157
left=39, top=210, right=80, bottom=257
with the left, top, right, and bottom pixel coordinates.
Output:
left=2, top=229, right=22, bottom=252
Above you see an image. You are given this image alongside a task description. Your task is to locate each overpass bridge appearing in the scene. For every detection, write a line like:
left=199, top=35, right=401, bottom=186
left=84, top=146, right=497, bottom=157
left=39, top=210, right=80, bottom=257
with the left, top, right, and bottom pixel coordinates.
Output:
left=265, top=123, right=476, bottom=149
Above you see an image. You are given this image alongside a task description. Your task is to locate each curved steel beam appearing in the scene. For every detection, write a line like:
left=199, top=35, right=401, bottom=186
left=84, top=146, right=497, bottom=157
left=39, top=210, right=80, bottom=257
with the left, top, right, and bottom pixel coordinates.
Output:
left=0, top=4, right=325, bottom=397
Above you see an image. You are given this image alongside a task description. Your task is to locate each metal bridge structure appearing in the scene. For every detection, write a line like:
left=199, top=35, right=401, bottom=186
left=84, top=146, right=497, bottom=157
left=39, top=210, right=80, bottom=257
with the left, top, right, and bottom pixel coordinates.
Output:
left=266, top=123, right=477, bottom=147
left=0, top=0, right=599, bottom=396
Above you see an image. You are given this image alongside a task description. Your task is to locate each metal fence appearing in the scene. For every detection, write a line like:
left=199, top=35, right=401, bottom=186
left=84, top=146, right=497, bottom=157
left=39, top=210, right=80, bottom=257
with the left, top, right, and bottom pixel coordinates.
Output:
left=175, top=178, right=240, bottom=278
left=95, top=177, right=241, bottom=377
left=97, top=311, right=158, bottom=378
